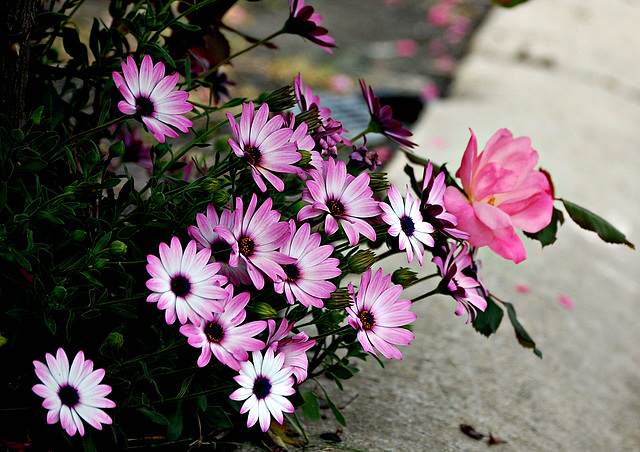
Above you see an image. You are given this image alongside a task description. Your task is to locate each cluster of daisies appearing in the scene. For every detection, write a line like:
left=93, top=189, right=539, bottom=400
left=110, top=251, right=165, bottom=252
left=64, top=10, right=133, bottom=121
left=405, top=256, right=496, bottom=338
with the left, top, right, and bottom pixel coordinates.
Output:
left=30, top=2, right=491, bottom=436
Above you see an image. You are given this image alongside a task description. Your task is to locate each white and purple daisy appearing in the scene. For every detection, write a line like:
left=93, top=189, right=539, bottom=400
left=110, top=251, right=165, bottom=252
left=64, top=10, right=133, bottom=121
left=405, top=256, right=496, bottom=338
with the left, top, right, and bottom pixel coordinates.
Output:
left=227, top=101, right=301, bottom=192
left=274, top=220, right=342, bottom=309
left=146, top=236, right=228, bottom=326
left=179, top=285, right=267, bottom=370
left=215, top=194, right=295, bottom=290
left=266, top=318, right=315, bottom=383
left=188, top=204, right=253, bottom=287
left=284, top=0, right=337, bottom=53
left=346, top=268, right=417, bottom=360
left=432, top=242, right=488, bottom=323
left=112, top=55, right=193, bottom=143
left=32, top=348, right=115, bottom=437
left=359, top=79, right=416, bottom=149
left=380, top=184, right=435, bottom=265
left=421, top=160, right=469, bottom=240
left=297, top=157, right=382, bottom=246
left=229, top=348, right=296, bottom=432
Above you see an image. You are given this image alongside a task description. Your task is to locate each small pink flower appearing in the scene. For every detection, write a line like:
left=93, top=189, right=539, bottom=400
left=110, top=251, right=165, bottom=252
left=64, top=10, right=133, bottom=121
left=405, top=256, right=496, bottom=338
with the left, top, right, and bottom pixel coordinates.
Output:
left=112, top=55, right=193, bottom=143
left=346, top=268, right=417, bottom=359
left=427, top=4, right=453, bottom=26
left=266, top=318, right=316, bottom=383
left=179, top=285, right=266, bottom=370
left=298, top=157, right=382, bottom=246
left=227, top=101, right=300, bottom=192
left=32, top=349, right=115, bottom=437
left=444, top=129, right=554, bottom=263
left=285, top=0, right=337, bottom=53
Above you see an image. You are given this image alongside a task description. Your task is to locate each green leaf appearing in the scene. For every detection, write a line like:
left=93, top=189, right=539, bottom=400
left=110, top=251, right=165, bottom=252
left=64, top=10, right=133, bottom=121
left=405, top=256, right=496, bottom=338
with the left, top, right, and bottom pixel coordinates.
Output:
left=524, top=207, right=564, bottom=247
left=172, top=21, right=201, bottom=31
left=562, top=199, right=634, bottom=249
left=204, top=406, right=233, bottom=429
left=62, top=27, right=89, bottom=66
left=137, top=407, right=169, bottom=426
left=11, top=248, right=32, bottom=272
left=492, top=0, right=530, bottom=6
left=301, top=390, right=321, bottom=422
left=504, top=302, right=542, bottom=358
left=93, top=231, right=112, bottom=254
left=166, top=402, right=183, bottom=441
left=317, top=385, right=346, bottom=427
left=472, top=296, right=504, bottom=337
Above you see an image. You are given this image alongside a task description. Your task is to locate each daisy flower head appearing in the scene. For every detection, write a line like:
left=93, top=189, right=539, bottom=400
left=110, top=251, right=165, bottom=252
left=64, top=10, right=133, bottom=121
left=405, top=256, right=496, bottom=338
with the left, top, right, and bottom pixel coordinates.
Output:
left=297, top=157, right=382, bottom=246
left=421, top=160, right=469, bottom=240
left=346, top=268, right=417, bottom=360
left=179, top=285, right=267, bottom=370
left=380, top=183, right=435, bottom=265
left=229, top=348, right=296, bottom=432
left=359, top=79, right=417, bottom=149
left=216, top=194, right=295, bottom=290
left=112, top=55, right=193, bottom=143
left=284, top=0, right=337, bottom=54
left=266, top=318, right=316, bottom=383
left=146, top=236, right=229, bottom=326
left=274, top=220, right=342, bottom=308
left=32, top=348, right=115, bottom=437
left=227, top=101, right=300, bottom=192
left=432, top=242, right=488, bottom=323
left=188, top=204, right=252, bottom=287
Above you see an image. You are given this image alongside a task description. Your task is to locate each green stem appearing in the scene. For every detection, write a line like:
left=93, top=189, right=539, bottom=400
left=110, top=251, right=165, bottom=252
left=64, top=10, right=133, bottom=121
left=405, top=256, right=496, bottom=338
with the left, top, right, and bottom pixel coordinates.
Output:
left=376, top=248, right=399, bottom=261
left=414, top=272, right=439, bottom=285
left=198, top=29, right=285, bottom=79
left=59, top=115, right=131, bottom=148
left=412, top=288, right=440, bottom=303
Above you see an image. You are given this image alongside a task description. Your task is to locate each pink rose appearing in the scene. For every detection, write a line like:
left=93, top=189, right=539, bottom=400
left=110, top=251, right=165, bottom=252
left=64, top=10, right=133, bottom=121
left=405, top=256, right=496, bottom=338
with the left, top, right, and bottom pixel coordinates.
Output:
left=444, top=129, right=554, bottom=263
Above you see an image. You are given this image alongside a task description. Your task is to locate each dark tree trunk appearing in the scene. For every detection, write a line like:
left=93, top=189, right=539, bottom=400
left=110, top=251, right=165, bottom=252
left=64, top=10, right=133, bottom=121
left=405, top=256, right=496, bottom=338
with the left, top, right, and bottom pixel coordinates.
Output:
left=0, top=0, right=40, bottom=129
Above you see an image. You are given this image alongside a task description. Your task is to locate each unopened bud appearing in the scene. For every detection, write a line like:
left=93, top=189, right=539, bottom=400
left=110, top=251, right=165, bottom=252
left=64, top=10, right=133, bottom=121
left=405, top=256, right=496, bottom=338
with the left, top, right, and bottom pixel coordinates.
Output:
left=202, top=178, right=221, bottom=195
left=52, top=286, right=67, bottom=300
left=92, top=258, right=109, bottom=269
left=258, top=85, right=297, bottom=112
left=71, top=230, right=87, bottom=242
left=325, top=288, right=352, bottom=310
left=368, top=172, right=391, bottom=192
left=102, top=332, right=124, bottom=350
left=250, top=302, right=279, bottom=319
left=391, top=268, right=419, bottom=288
left=109, top=240, right=127, bottom=256
left=347, top=249, right=378, bottom=273
left=109, top=141, right=126, bottom=158
left=0, top=334, right=7, bottom=348
left=212, top=190, right=231, bottom=207
left=297, top=149, right=312, bottom=167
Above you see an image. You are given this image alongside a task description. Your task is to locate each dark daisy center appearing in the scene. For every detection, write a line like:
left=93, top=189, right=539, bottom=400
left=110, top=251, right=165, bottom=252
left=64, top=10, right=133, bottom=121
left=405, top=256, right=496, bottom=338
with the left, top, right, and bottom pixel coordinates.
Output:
left=239, top=236, right=255, bottom=257
left=210, top=240, right=232, bottom=264
left=282, top=264, right=301, bottom=283
left=253, top=376, right=272, bottom=400
left=135, top=96, right=155, bottom=117
left=244, top=145, right=262, bottom=165
left=204, top=321, right=224, bottom=343
left=400, top=215, right=416, bottom=236
left=171, top=275, right=191, bottom=297
left=359, top=310, right=376, bottom=330
left=327, top=199, right=345, bottom=216
left=58, top=385, right=80, bottom=407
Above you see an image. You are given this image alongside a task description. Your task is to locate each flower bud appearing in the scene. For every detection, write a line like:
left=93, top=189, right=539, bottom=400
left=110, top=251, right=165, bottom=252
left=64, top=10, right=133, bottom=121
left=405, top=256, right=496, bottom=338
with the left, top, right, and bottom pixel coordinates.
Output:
left=0, top=334, right=7, bottom=348
left=391, top=268, right=419, bottom=288
left=325, top=288, right=352, bottom=310
left=258, top=85, right=297, bottom=112
left=102, top=332, right=124, bottom=350
left=52, top=285, right=67, bottom=300
left=297, top=149, right=312, bottom=167
left=92, top=258, right=109, bottom=269
left=212, top=190, right=231, bottom=207
left=202, top=178, right=221, bottom=195
left=347, top=249, right=378, bottom=273
left=71, top=230, right=87, bottom=242
left=368, top=172, right=391, bottom=193
left=108, top=141, right=126, bottom=158
left=250, top=302, right=279, bottom=319
left=109, top=240, right=127, bottom=256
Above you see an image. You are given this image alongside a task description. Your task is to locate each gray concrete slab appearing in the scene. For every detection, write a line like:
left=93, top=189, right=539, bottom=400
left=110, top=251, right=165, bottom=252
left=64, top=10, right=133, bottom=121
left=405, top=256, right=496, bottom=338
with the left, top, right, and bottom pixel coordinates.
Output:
left=240, top=1, right=640, bottom=450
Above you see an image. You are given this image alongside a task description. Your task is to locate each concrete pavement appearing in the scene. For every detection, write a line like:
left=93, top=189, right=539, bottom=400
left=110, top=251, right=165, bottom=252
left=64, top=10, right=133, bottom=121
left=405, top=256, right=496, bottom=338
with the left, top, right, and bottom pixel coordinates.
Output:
left=257, top=1, right=640, bottom=451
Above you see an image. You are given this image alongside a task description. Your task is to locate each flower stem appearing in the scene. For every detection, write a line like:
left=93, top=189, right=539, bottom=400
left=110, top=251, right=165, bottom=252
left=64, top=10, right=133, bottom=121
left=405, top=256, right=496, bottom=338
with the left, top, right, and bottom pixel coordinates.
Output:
left=59, top=115, right=131, bottom=148
left=412, top=287, right=440, bottom=303
left=198, top=29, right=285, bottom=80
